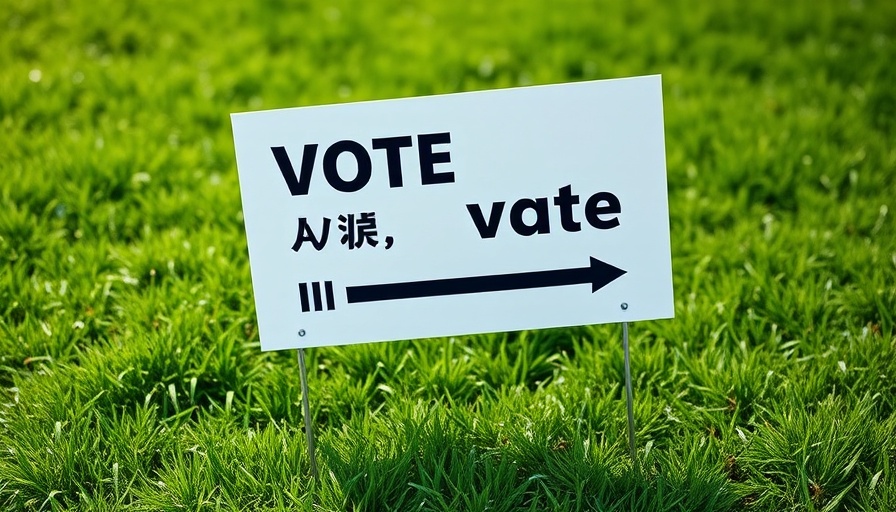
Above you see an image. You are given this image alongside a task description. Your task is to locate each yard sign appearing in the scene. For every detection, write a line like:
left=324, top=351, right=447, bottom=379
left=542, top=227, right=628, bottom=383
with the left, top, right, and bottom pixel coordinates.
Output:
left=232, top=75, right=673, bottom=351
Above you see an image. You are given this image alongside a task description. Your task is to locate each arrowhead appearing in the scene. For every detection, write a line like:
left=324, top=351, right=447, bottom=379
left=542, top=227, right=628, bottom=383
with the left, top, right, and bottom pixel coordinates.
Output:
left=589, top=257, right=627, bottom=292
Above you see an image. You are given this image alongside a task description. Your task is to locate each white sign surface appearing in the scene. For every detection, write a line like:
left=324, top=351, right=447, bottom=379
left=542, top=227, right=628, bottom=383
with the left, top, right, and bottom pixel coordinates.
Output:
left=232, top=75, right=673, bottom=351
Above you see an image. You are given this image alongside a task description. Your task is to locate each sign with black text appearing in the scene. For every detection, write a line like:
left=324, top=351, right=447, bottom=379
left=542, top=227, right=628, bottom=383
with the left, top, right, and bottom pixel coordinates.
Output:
left=232, top=75, right=673, bottom=350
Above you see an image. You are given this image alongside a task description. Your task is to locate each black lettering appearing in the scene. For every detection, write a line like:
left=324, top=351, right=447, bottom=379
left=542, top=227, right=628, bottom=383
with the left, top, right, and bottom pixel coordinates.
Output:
left=466, top=202, right=505, bottom=239
left=510, top=198, right=550, bottom=236
left=323, top=140, right=372, bottom=193
left=372, top=135, right=413, bottom=188
left=292, top=217, right=331, bottom=251
left=418, top=132, right=454, bottom=185
left=584, top=192, right=621, bottom=229
left=553, top=184, right=581, bottom=232
left=271, top=144, right=317, bottom=196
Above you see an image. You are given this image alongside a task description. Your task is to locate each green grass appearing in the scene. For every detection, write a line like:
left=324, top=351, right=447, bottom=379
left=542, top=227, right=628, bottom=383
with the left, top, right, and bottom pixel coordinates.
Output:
left=2, top=0, right=895, bottom=510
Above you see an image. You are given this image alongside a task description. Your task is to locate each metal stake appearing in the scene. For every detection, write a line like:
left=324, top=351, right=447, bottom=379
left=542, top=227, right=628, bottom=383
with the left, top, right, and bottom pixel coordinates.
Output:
left=298, top=348, right=319, bottom=482
left=622, top=321, right=636, bottom=460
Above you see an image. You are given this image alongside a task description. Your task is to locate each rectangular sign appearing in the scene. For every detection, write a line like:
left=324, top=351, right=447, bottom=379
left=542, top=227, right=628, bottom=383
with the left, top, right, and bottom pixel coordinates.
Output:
left=232, top=75, right=673, bottom=350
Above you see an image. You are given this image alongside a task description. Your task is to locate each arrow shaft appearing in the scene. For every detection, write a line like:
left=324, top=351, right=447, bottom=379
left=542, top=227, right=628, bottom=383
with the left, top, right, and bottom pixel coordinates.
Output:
left=346, top=266, right=590, bottom=304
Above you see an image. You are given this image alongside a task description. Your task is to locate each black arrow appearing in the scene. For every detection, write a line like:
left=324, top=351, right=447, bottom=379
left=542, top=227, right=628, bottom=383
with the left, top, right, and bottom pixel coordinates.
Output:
left=345, top=257, right=626, bottom=304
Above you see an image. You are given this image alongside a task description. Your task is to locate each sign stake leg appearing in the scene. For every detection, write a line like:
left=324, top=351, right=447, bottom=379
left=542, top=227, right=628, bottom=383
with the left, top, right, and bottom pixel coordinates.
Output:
left=622, top=322, right=636, bottom=461
left=298, top=348, right=320, bottom=482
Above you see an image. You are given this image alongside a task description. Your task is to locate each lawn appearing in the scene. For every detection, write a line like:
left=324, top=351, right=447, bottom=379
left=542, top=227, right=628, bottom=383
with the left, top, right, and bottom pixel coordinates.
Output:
left=1, top=0, right=895, bottom=510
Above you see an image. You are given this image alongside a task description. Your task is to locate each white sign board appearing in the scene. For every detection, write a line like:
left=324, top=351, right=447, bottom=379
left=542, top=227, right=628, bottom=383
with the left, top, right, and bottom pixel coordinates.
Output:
left=232, top=75, right=673, bottom=351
